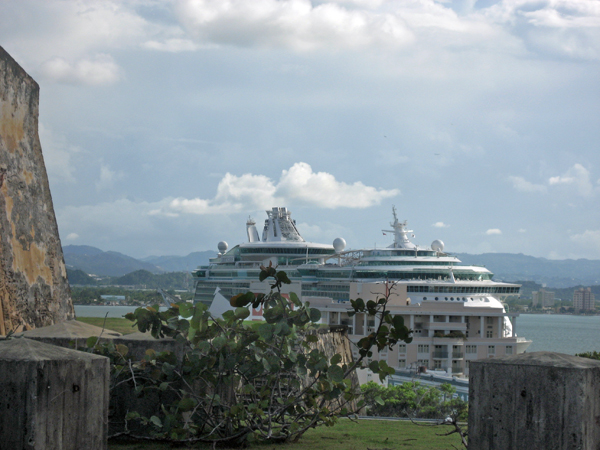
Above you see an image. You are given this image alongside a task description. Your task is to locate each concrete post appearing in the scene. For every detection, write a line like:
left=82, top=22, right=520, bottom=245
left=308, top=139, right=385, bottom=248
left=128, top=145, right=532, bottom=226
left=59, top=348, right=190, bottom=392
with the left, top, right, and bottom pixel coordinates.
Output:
left=469, top=352, right=600, bottom=450
left=0, top=338, right=109, bottom=450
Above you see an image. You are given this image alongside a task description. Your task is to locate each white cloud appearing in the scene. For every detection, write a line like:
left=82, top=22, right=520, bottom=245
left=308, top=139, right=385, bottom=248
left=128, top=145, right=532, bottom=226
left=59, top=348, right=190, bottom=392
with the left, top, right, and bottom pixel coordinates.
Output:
left=38, top=124, right=79, bottom=183
left=96, top=163, right=124, bottom=191
left=483, top=0, right=600, bottom=59
left=276, top=162, right=399, bottom=208
left=40, top=54, right=121, bottom=86
left=159, top=162, right=399, bottom=216
left=174, top=0, right=415, bottom=51
left=65, top=233, right=79, bottom=240
left=570, top=229, right=600, bottom=253
left=508, top=175, right=547, bottom=193
left=433, top=222, right=449, bottom=228
left=143, top=38, right=201, bottom=52
left=548, top=163, right=594, bottom=197
left=486, top=228, right=502, bottom=235
left=518, top=228, right=526, bottom=233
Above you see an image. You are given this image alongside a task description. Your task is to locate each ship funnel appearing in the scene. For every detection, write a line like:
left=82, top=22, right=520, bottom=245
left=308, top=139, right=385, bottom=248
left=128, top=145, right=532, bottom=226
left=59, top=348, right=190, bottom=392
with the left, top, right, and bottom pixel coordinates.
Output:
left=246, top=217, right=260, bottom=242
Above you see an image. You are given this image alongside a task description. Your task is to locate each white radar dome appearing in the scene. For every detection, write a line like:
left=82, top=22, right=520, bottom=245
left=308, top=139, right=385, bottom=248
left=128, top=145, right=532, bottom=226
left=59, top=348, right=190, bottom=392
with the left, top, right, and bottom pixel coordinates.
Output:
left=218, top=241, right=228, bottom=253
left=333, top=237, right=346, bottom=253
left=431, top=240, right=444, bottom=252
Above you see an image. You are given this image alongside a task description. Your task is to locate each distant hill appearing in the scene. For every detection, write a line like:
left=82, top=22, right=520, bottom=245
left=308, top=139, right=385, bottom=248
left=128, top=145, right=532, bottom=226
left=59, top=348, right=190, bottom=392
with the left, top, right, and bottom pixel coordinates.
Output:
left=63, top=245, right=163, bottom=277
left=454, top=253, right=600, bottom=288
left=141, top=251, right=216, bottom=272
left=112, top=270, right=192, bottom=290
left=66, top=268, right=97, bottom=286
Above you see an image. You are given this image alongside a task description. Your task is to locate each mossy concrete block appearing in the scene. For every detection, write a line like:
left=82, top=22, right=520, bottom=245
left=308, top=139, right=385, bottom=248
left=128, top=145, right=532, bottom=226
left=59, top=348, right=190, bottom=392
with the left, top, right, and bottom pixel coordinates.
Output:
left=0, top=338, right=109, bottom=450
left=469, top=351, right=600, bottom=450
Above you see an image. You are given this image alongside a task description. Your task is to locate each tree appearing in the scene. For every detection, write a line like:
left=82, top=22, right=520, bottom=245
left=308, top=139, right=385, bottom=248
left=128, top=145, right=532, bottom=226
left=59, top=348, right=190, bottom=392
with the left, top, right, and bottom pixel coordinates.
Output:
left=106, top=264, right=412, bottom=446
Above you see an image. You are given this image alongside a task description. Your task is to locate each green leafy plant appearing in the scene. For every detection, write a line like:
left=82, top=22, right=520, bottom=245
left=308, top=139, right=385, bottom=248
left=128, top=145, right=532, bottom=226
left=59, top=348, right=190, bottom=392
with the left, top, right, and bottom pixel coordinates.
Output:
left=112, top=264, right=412, bottom=446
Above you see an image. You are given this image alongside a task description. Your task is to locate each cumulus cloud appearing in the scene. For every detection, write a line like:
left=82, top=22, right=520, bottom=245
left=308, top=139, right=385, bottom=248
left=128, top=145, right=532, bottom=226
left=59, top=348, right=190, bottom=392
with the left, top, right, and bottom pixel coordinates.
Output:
left=65, top=233, right=79, bottom=240
left=433, top=222, right=449, bottom=228
left=157, top=162, right=399, bottom=216
left=508, top=175, right=547, bottom=193
left=486, top=228, right=502, bottom=235
left=40, top=54, right=121, bottom=86
left=548, top=163, right=594, bottom=197
left=570, top=229, right=600, bottom=253
left=508, top=164, right=597, bottom=197
left=174, top=0, right=415, bottom=51
left=483, top=0, right=600, bottom=59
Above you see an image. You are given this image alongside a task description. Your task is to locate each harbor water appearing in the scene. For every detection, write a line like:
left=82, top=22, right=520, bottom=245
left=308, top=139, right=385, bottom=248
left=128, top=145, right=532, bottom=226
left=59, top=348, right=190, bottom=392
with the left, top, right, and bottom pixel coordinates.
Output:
left=74, top=306, right=600, bottom=355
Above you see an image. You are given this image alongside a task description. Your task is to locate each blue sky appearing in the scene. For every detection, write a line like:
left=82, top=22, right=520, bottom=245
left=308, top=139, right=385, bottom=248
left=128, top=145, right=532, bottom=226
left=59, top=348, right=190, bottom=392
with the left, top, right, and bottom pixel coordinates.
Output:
left=1, top=0, right=599, bottom=259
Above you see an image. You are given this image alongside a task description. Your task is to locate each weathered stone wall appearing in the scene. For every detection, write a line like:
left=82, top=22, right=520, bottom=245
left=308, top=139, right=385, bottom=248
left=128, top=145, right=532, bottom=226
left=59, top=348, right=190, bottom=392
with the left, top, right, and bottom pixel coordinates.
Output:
left=469, top=352, right=600, bottom=449
left=0, top=46, right=74, bottom=335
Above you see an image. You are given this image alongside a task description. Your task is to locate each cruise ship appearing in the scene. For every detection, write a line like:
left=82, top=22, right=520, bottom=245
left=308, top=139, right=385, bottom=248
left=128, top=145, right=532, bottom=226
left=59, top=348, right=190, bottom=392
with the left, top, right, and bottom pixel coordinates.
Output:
left=192, top=206, right=531, bottom=377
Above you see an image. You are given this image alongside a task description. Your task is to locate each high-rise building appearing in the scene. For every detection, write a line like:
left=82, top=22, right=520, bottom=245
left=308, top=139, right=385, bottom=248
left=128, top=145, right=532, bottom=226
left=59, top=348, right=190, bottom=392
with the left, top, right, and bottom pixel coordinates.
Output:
left=573, top=288, right=595, bottom=312
left=532, top=289, right=555, bottom=308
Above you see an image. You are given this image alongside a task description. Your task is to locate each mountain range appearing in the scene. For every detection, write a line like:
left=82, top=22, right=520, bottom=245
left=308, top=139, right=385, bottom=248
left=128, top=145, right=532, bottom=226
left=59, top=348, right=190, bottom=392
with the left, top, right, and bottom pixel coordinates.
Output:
left=63, top=245, right=216, bottom=277
left=62, top=245, right=600, bottom=288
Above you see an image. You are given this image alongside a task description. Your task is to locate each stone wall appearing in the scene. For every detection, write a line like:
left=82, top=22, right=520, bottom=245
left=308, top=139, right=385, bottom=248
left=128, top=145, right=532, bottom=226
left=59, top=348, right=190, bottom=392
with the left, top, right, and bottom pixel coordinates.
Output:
left=0, top=46, right=74, bottom=335
left=469, top=352, right=600, bottom=449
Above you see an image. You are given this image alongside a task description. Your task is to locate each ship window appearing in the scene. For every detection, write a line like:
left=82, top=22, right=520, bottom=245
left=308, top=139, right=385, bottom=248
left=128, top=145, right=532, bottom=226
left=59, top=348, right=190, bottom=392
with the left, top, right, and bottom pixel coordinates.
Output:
left=423, top=297, right=426, bottom=301
left=506, top=346, right=513, bottom=355
left=488, top=345, right=495, bottom=355
left=435, top=297, right=439, bottom=301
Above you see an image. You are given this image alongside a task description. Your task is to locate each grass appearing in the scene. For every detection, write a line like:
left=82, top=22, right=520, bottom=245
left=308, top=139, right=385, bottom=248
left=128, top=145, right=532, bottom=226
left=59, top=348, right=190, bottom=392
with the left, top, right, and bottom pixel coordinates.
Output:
left=109, top=418, right=464, bottom=450
left=77, top=317, right=138, bottom=335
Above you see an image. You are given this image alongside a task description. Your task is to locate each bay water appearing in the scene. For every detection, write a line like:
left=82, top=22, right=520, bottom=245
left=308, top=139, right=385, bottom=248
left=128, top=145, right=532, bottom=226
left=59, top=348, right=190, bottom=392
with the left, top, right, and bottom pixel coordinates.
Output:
left=75, top=306, right=600, bottom=355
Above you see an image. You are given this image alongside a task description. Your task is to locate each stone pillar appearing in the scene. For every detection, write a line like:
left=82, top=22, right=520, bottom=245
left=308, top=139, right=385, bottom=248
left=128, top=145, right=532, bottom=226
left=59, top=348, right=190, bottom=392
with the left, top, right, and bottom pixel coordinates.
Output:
left=0, top=46, right=74, bottom=335
left=480, top=316, right=485, bottom=338
left=0, top=338, right=109, bottom=450
left=469, top=352, right=600, bottom=450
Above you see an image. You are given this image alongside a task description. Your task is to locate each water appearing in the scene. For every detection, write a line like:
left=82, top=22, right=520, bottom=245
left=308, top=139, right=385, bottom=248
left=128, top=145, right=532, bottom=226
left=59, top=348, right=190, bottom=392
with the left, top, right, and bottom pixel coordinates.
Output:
left=74, top=306, right=600, bottom=355
left=517, top=314, right=600, bottom=355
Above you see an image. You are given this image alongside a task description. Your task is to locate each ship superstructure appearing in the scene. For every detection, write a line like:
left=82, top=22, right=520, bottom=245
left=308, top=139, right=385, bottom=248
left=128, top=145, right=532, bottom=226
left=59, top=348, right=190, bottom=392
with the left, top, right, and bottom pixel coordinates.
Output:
left=192, top=206, right=530, bottom=376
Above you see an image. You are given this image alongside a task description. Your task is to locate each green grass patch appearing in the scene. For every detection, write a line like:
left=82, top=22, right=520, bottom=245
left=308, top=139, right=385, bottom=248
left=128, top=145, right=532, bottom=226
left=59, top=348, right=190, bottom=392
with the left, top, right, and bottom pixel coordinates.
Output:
left=77, top=317, right=138, bottom=335
left=109, top=418, right=464, bottom=450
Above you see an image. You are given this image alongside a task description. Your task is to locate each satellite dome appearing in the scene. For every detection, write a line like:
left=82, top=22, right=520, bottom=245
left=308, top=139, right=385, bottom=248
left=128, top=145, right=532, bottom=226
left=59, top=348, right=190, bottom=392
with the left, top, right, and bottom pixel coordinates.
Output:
left=218, top=241, right=228, bottom=253
left=431, top=240, right=444, bottom=252
left=333, top=237, right=346, bottom=253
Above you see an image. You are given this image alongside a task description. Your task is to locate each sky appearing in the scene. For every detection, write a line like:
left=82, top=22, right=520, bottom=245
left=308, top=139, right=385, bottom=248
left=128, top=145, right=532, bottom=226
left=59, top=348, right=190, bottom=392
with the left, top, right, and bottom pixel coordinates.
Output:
left=1, top=0, right=599, bottom=260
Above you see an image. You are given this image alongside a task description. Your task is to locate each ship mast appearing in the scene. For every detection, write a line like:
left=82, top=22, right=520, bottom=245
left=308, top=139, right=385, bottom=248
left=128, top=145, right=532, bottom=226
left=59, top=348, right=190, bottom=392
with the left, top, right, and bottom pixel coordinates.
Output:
left=382, top=206, right=416, bottom=249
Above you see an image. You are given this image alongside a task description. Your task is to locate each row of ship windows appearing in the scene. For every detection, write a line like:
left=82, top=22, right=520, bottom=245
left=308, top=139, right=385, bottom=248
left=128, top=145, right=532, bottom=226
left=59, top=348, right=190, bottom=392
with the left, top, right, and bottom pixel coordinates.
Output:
left=202, top=271, right=301, bottom=279
left=239, top=247, right=335, bottom=255
left=369, top=250, right=438, bottom=257
left=349, top=272, right=492, bottom=280
left=358, top=261, right=457, bottom=266
left=408, top=285, right=519, bottom=294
